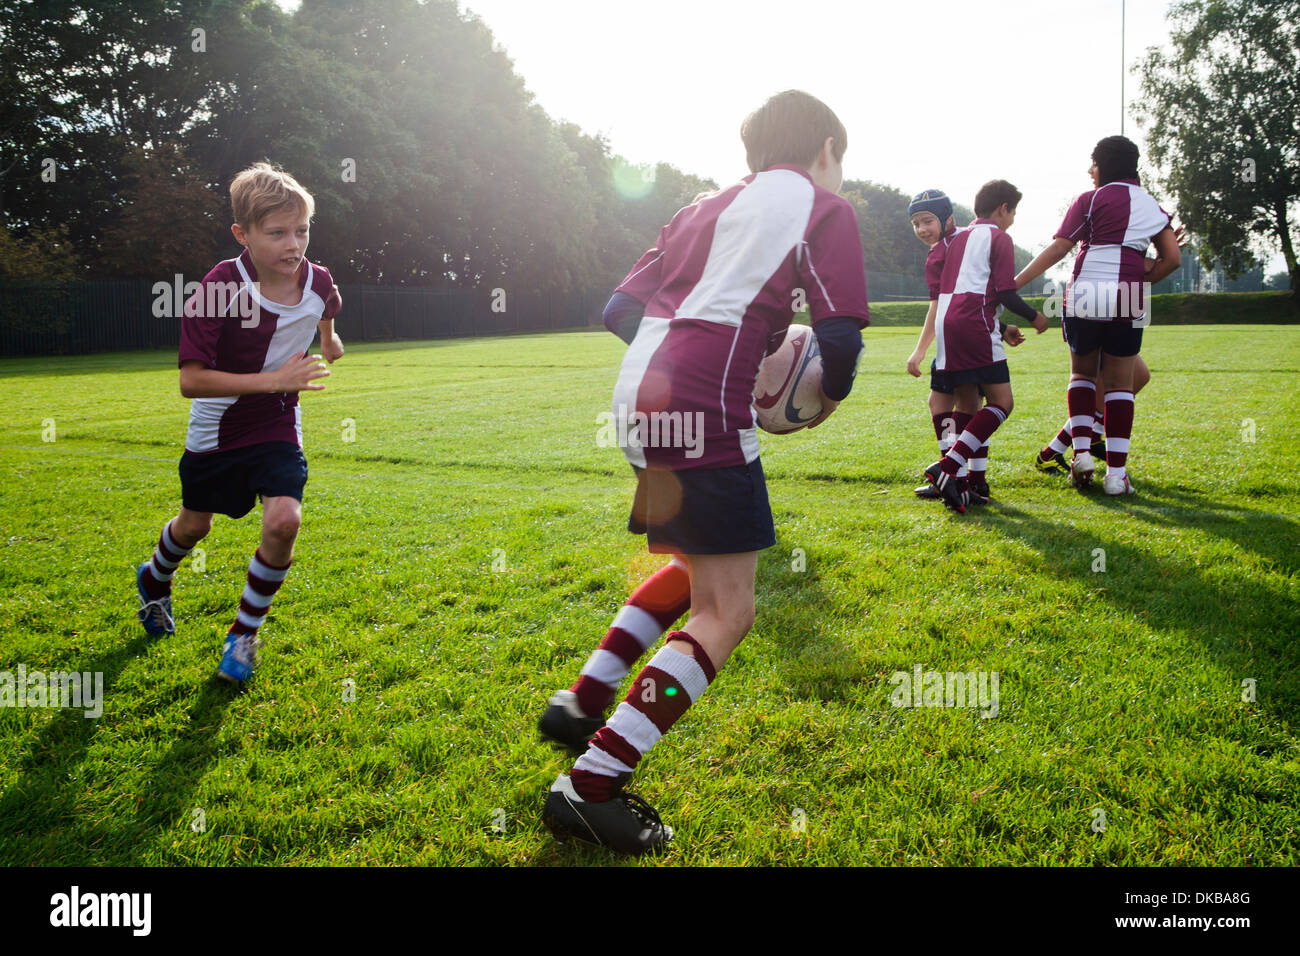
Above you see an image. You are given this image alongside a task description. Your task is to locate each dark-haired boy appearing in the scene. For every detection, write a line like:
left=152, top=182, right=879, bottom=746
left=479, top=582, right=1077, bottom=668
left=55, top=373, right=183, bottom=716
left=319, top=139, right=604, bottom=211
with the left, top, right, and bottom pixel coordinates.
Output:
left=906, top=189, right=1025, bottom=501
left=539, top=89, right=870, bottom=854
left=923, top=180, right=1047, bottom=512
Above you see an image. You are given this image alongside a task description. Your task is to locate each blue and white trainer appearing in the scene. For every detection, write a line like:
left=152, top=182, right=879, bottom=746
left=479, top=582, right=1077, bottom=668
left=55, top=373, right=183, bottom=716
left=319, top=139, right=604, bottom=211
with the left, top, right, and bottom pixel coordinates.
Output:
left=136, top=563, right=175, bottom=636
left=217, top=632, right=262, bottom=684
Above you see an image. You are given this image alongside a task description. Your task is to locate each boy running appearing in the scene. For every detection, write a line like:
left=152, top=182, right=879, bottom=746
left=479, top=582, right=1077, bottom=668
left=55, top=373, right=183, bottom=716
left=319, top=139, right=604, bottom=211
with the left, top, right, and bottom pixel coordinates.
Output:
left=1014, top=136, right=1180, bottom=494
left=134, top=162, right=343, bottom=683
left=539, top=90, right=870, bottom=855
left=905, top=189, right=1025, bottom=501
left=922, top=180, right=1048, bottom=512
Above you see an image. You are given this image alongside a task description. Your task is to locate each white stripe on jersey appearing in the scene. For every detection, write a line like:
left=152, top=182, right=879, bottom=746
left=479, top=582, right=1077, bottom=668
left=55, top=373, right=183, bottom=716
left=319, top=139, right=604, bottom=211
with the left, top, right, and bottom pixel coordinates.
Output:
left=185, top=395, right=238, bottom=453
left=674, top=168, right=814, bottom=327
left=934, top=292, right=953, bottom=369
left=186, top=259, right=331, bottom=453
left=952, top=224, right=994, bottom=296
left=235, top=257, right=329, bottom=375
left=612, top=316, right=673, bottom=469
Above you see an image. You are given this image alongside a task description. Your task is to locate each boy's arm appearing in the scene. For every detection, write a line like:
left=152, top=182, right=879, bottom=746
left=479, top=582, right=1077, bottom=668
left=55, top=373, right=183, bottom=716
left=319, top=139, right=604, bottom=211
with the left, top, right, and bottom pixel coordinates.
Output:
left=907, top=300, right=938, bottom=377
left=318, top=316, right=344, bottom=363
left=1144, top=227, right=1182, bottom=285
left=1015, top=237, right=1075, bottom=290
left=603, top=291, right=646, bottom=345
left=179, top=354, right=330, bottom=399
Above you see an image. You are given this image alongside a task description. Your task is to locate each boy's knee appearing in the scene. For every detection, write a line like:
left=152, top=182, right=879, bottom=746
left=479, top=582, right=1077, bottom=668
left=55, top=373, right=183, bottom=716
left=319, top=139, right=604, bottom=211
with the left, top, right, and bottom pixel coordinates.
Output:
left=176, top=513, right=212, bottom=542
left=265, top=509, right=301, bottom=543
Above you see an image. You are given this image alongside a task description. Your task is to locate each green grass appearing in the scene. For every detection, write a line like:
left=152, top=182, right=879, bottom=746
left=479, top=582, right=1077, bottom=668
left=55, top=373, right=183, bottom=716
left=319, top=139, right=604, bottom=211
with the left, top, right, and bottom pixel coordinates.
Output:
left=869, top=290, right=1298, bottom=326
left=1, top=325, right=1297, bottom=865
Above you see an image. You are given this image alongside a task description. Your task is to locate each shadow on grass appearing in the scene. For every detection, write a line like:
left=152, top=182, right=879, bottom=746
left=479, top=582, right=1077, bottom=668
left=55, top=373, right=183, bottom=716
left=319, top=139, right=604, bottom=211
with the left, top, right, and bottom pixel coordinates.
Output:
left=122, top=678, right=240, bottom=861
left=975, top=491, right=1300, bottom=722
left=748, top=531, right=849, bottom=701
left=1115, top=478, right=1300, bottom=577
left=0, top=632, right=236, bottom=863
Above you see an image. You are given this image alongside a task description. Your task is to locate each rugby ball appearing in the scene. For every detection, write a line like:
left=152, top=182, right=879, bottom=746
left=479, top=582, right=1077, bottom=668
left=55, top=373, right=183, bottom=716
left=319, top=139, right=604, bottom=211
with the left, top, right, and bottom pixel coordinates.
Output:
left=753, top=325, right=824, bottom=434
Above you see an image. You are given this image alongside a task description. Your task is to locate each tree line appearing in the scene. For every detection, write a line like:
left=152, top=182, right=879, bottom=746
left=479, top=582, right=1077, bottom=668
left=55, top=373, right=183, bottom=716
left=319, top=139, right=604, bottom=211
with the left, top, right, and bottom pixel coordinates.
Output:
left=0, top=0, right=1043, bottom=302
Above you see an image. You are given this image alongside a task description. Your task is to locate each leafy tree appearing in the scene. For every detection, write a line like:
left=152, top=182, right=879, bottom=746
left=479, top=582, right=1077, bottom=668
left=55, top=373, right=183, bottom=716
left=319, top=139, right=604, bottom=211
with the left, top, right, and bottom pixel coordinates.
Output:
left=96, top=143, right=225, bottom=279
left=1136, top=0, right=1299, bottom=295
left=0, top=0, right=287, bottom=270
left=0, top=224, right=80, bottom=279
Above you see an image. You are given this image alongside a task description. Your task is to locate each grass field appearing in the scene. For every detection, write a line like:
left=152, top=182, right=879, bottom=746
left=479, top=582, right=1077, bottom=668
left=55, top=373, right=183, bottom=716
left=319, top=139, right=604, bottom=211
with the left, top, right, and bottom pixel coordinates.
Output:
left=1, top=324, right=1298, bottom=866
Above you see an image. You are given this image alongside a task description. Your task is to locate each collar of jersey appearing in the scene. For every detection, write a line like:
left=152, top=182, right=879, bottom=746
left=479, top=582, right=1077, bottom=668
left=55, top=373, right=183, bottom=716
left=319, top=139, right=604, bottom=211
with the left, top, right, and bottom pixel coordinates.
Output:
left=759, top=163, right=814, bottom=183
left=239, top=247, right=309, bottom=310
left=237, top=248, right=309, bottom=310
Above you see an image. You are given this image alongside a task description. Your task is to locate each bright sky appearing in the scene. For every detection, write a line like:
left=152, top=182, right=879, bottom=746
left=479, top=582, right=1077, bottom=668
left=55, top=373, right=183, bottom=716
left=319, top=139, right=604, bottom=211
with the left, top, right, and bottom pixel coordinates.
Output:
left=457, top=0, right=1176, bottom=275
left=277, top=0, right=1283, bottom=276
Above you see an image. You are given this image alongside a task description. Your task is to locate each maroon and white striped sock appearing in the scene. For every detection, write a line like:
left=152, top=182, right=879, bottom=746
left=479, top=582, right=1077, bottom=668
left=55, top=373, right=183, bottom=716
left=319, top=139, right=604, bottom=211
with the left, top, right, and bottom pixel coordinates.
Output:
left=230, top=549, right=292, bottom=638
left=142, top=520, right=193, bottom=599
left=569, top=633, right=716, bottom=802
left=1041, top=422, right=1072, bottom=461
left=949, top=411, right=973, bottom=477
left=968, top=437, right=991, bottom=486
left=933, top=412, right=955, bottom=458
left=941, top=405, right=1008, bottom=477
left=1067, top=380, right=1098, bottom=454
left=570, top=558, right=691, bottom=718
left=1103, top=391, right=1135, bottom=477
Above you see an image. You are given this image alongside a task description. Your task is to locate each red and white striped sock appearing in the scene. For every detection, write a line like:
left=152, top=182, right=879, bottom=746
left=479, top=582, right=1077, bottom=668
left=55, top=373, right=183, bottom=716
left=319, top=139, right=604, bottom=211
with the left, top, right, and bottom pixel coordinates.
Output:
left=1067, top=380, right=1098, bottom=454
left=569, top=633, right=716, bottom=802
left=969, top=437, right=991, bottom=486
left=941, top=405, right=1008, bottom=477
left=933, top=412, right=956, bottom=458
left=570, top=558, right=691, bottom=718
left=1103, top=391, right=1135, bottom=477
left=142, top=520, right=193, bottom=599
left=949, top=411, right=973, bottom=477
left=230, top=549, right=292, bottom=638
left=1091, top=411, right=1106, bottom=442
left=1041, top=422, right=1072, bottom=460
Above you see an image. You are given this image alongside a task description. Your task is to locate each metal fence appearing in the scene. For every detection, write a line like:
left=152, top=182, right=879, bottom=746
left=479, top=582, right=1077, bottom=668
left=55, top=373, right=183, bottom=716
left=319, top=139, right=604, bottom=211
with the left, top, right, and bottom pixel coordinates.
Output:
left=0, top=280, right=612, bottom=357
left=0, top=271, right=939, bottom=357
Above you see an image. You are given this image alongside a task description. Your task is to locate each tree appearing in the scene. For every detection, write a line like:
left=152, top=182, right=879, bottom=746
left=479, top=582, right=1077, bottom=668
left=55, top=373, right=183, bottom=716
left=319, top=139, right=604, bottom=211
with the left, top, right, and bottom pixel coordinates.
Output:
left=1136, top=0, right=1300, bottom=296
left=96, top=143, right=225, bottom=279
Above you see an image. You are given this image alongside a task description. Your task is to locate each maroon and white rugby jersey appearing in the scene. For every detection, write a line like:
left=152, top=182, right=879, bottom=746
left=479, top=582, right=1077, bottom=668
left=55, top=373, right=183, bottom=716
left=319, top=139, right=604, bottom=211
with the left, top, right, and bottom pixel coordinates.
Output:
left=927, top=219, right=1016, bottom=372
left=611, top=163, right=870, bottom=470
left=178, top=248, right=341, bottom=454
left=1055, top=179, right=1172, bottom=321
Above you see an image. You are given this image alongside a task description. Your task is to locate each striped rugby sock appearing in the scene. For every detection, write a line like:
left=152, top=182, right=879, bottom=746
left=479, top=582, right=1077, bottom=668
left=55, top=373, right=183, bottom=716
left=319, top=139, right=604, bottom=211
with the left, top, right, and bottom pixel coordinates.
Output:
left=570, top=558, right=691, bottom=718
left=1104, top=391, right=1135, bottom=477
left=941, top=405, right=1008, bottom=477
left=950, top=412, right=973, bottom=478
left=968, top=437, right=991, bottom=486
left=142, top=520, right=193, bottom=599
left=570, top=634, right=716, bottom=802
left=229, top=549, right=292, bottom=638
left=1067, top=380, right=1098, bottom=454
left=1040, top=422, right=1072, bottom=461
left=933, top=412, right=955, bottom=458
